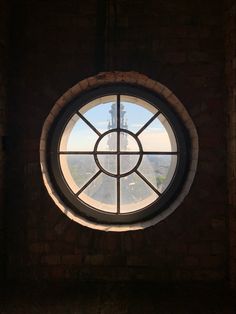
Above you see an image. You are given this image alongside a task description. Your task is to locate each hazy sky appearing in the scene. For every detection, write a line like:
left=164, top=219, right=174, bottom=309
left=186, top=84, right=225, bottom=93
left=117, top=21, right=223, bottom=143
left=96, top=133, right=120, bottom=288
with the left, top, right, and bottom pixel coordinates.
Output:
left=63, top=101, right=173, bottom=152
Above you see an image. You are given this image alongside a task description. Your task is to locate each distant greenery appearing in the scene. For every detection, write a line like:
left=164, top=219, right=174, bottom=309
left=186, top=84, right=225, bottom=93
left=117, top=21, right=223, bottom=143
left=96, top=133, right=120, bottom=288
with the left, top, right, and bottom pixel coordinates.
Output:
left=66, top=155, right=169, bottom=201
left=156, top=174, right=166, bottom=187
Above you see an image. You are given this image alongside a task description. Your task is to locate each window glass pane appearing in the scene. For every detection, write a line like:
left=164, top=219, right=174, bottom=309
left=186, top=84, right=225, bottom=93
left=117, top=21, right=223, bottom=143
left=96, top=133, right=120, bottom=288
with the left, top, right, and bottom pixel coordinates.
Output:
left=97, top=154, right=117, bottom=175
left=60, top=155, right=98, bottom=193
left=120, top=173, right=158, bottom=213
left=120, top=154, right=139, bottom=174
left=120, top=95, right=157, bottom=133
left=120, top=133, right=139, bottom=152
left=60, top=114, right=98, bottom=151
left=79, top=173, right=117, bottom=213
left=138, top=114, right=177, bottom=152
left=97, top=132, right=117, bottom=151
left=138, top=155, right=177, bottom=193
left=79, top=95, right=117, bottom=133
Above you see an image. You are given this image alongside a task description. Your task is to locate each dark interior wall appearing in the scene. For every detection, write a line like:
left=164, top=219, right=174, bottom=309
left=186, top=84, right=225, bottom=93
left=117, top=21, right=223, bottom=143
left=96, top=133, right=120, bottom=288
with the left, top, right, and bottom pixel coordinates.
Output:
left=0, top=0, right=8, bottom=282
left=226, top=0, right=236, bottom=288
left=6, top=0, right=227, bottom=283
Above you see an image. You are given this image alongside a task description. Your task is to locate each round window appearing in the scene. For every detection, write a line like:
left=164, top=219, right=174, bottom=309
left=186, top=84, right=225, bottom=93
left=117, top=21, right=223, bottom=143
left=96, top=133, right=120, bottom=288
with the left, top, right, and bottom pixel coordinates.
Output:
left=48, top=84, right=189, bottom=225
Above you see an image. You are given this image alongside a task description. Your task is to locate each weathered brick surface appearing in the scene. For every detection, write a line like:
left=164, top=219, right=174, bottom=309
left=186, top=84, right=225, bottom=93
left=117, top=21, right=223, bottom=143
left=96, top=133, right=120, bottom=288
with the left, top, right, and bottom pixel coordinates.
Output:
left=0, top=0, right=8, bottom=283
left=226, top=0, right=236, bottom=288
left=1, top=283, right=235, bottom=313
left=5, top=0, right=229, bottom=284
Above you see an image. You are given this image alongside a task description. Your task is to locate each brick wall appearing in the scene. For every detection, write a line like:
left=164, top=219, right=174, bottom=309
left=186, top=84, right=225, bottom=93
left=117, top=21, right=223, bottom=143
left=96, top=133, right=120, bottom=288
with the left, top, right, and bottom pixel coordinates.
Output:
left=6, top=0, right=227, bottom=283
left=0, top=0, right=8, bottom=282
left=226, top=0, right=236, bottom=288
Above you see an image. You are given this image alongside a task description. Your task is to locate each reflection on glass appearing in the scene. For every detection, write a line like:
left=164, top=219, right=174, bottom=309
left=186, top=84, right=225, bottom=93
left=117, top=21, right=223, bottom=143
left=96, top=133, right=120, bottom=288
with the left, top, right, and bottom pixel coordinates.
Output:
left=138, top=155, right=177, bottom=193
left=97, top=154, right=117, bottom=175
left=120, top=173, right=158, bottom=213
left=120, top=133, right=139, bottom=152
left=138, top=114, right=177, bottom=152
left=120, top=96, right=157, bottom=133
left=120, top=155, right=139, bottom=174
left=97, top=132, right=117, bottom=151
left=60, top=155, right=98, bottom=193
left=60, top=114, right=98, bottom=151
left=79, top=95, right=117, bottom=133
left=79, top=173, right=117, bottom=213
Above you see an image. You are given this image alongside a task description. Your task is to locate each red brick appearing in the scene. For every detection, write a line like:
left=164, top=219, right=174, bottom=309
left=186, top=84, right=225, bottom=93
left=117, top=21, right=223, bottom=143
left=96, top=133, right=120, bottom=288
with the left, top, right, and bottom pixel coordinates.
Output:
left=41, top=255, right=61, bottom=265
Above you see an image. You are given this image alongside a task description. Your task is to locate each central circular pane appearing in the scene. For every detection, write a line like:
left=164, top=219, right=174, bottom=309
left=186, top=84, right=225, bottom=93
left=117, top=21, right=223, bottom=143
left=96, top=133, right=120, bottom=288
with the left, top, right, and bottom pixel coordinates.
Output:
left=97, top=132, right=117, bottom=152
left=96, top=130, right=141, bottom=176
left=120, top=154, right=140, bottom=174
left=97, top=154, right=117, bottom=175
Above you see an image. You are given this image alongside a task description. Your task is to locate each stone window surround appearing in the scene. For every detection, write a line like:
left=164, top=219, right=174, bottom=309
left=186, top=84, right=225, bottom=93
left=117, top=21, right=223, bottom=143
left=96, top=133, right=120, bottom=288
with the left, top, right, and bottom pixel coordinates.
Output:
left=40, top=71, right=198, bottom=232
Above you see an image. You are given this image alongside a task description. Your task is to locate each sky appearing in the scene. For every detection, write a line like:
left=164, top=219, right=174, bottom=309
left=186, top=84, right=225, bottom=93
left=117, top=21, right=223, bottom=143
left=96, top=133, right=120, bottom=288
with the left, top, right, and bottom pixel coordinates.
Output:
left=60, top=100, right=175, bottom=152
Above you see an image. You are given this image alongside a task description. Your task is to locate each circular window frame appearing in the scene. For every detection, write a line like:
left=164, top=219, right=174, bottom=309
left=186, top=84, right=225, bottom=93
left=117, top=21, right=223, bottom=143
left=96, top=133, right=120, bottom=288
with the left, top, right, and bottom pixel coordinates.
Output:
left=49, top=84, right=188, bottom=224
left=40, top=72, right=198, bottom=232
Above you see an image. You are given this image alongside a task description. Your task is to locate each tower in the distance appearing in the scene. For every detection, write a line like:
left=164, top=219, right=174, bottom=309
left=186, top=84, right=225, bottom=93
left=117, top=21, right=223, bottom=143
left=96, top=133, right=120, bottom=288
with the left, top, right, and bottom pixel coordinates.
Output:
left=107, top=103, right=128, bottom=151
